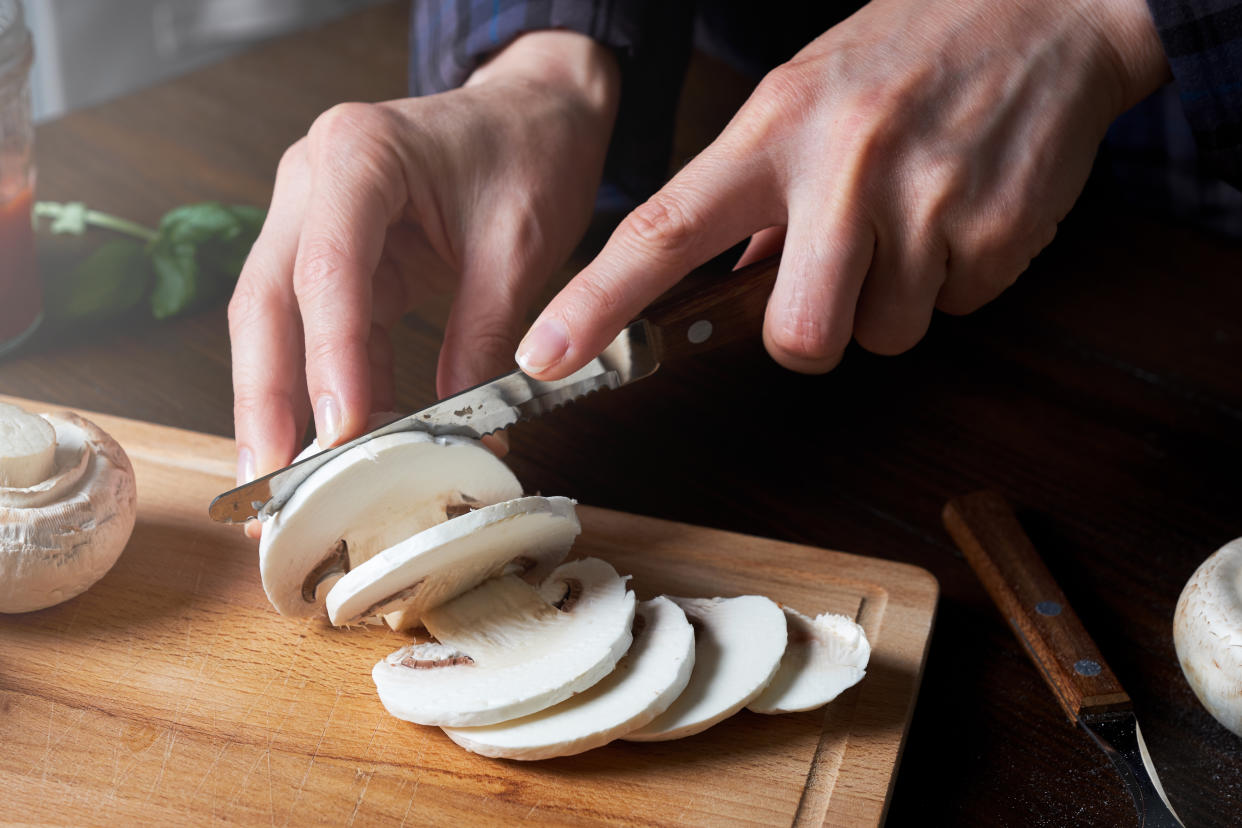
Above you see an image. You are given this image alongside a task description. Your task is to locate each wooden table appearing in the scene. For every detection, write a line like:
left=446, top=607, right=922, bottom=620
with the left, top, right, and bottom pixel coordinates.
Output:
left=5, top=2, right=1241, bottom=824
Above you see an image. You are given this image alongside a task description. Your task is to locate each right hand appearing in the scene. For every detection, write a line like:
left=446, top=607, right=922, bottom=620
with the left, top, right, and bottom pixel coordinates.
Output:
left=228, top=32, right=620, bottom=514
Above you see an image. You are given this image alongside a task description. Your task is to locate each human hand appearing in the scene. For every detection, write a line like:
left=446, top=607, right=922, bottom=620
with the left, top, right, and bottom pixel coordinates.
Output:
left=514, top=0, right=1170, bottom=380
left=229, top=31, right=620, bottom=506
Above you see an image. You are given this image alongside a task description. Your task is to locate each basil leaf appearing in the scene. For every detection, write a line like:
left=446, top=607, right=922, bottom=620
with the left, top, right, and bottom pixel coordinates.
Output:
left=158, top=203, right=242, bottom=245
left=44, top=239, right=152, bottom=321
left=149, top=241, right=200, bottom=320
left=147, top=202, right=264, bottom=319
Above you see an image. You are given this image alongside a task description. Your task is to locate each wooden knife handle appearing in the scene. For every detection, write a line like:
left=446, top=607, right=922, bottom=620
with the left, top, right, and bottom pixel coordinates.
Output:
left=641, top=255, right=780, bottom=363
left=943, top=491, right=1131, bottom=722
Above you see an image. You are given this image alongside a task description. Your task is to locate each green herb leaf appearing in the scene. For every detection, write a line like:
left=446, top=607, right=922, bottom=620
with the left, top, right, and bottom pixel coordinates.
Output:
left=148, top=242, right=200, bottom=320
left=146, top=202, right=264, bottom=319
left=44, top=239, right=153, bottom=321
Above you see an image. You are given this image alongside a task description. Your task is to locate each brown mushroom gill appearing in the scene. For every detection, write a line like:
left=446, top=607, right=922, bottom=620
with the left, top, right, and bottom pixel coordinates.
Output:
left=301, top=539, right=350, bottom=603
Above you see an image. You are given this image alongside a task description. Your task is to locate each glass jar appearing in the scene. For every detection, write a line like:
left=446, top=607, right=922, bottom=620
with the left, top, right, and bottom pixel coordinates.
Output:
left=0, top=0, right=39, bottom=352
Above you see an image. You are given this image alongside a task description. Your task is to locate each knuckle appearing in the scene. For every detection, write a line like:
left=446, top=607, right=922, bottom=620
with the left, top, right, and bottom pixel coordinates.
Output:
left=227, top=279, right=268, bottom=330
left=621, top=194, right=701, bottom=258
left=308, top=102, right=386, bottom=145
left=766, top=311, right=846, bottom=371
left=566, top=272, right=625, bottom=322
left=293, top=237, right=353, bottom=302
left=754, top=62, right=822, bottom=119
left=275, top=139, right=308, bottom=180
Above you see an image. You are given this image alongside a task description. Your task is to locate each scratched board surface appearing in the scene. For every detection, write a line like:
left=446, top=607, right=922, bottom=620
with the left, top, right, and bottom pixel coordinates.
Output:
left=0, top=401, right=937, bottom=826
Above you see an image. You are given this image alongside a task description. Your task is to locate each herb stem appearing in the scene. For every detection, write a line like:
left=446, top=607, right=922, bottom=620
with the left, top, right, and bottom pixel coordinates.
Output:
left=33, top=201, right=159, bottom=243
left=84, top=210, right=159, bottom=243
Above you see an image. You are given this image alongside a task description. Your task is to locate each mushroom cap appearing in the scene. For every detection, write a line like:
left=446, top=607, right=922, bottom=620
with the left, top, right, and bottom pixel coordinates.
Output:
left=0, top=411, right=137, bottom=614
left=326, top=495, right=580, bottom=627
left=442, top=596, right=696, bottom=760
left=624, top=594, right=787, bottom=742
left=372, top=557, right=636, bottom=727
left=258, top=431, right=522, bottom=617
left=748, top=608, right=870, bottom=714
left=1173, top=537, right=1242, bottom=738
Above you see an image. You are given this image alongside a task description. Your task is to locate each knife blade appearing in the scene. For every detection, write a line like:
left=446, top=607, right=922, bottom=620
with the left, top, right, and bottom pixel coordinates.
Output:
left=943, top=491, right=1183, bottom=827
left=209, top=254, right=781, bottom=525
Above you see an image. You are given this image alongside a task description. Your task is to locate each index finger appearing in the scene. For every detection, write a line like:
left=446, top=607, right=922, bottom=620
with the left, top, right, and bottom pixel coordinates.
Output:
left=230, top=142, right=313, bottom=487
left=515, top=146, right=779, bottom=380
left=293, top=104, right=406, bottom=448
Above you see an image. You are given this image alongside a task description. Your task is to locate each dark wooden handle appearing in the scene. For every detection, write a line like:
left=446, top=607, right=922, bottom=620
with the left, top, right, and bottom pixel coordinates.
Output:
left=641, top=255, right=780, bottom=363
left=943, top=491, right=1131, bottom=722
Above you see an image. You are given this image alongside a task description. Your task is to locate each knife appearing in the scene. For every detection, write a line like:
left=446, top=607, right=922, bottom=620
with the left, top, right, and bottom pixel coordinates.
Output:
left=943, top=491, right=1183, bottom=827
left=209, top=254, right=781, bottom=525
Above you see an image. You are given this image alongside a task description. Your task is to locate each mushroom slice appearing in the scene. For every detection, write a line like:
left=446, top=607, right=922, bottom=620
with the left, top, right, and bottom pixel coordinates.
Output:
left=258, top=431, right=521, bottom=617
left=372, top=557, right=636, bottom=727
left=1173, top=537, right=1242, bottom=737
left=747, top=609, right=870, bottom=714
left=0, top=409, right=137, bottom=613
left=325, top=496, right=579, bottom=627
left=442, top=596, right=696, bottom=759
left=624, top=595, right=786, bottom=742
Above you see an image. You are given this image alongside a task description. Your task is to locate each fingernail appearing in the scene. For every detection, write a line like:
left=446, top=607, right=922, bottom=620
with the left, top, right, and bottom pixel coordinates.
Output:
left=516, top=318, right=569, bottom=374
left=315, top=395, right=341, bottom=447
left=236, top=446, right=256, bottom=485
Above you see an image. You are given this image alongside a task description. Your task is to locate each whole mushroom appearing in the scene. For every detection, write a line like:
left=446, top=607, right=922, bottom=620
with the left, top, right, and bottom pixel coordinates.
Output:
left=1173, top=537, right=1242, bottom=738
left=0, top=404, right=137, bottom=613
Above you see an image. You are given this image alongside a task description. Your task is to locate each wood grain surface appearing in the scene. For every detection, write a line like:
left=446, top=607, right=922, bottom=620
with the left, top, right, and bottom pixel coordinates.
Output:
left=1, top=2, right=1240, bottom=824
left=0, top=398, right=936, bottom=826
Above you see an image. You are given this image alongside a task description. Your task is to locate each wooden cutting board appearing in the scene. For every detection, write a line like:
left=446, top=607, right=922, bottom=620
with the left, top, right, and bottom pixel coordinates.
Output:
left=0, top=399, right=937, bottom=826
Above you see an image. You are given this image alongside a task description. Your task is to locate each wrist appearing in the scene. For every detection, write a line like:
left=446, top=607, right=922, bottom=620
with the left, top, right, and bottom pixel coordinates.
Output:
left=1071, top=0, right=1171, bottom=111
left=466, top=30, right=621, bottom=127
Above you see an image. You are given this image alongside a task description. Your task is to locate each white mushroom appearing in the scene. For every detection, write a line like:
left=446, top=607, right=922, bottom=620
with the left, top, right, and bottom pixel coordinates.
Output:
left=372, top=557, right=636, bottom=727
left=442, top=595, right=696, bottom=759
left=326, top=495, right=580, bottom=627
left=1173, top=538, right=1242, bottom=737
left=258, top=431, right=521, bottom=618
left=624, top=594, right=786, bottom=742
left=0, top=406, right=137, bottom=613
left=748, top=608, right=870, bottom=714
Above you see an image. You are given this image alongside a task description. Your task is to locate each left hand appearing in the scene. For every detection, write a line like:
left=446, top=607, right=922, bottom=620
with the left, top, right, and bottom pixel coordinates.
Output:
left=513, top=0, right=1171, bottom=379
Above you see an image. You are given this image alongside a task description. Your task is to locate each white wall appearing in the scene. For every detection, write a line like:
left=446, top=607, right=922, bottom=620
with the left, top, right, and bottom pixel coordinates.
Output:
left=23, top=0, right=380, bottom=122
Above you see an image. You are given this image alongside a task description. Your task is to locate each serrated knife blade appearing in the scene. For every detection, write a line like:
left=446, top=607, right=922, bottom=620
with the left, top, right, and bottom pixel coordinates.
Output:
left=209, top=254, right=782, bottom=525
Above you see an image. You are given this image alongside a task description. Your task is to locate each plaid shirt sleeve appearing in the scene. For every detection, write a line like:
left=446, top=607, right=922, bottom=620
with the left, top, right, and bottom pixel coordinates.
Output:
left=408, top=1, right=642, bottom=96
left=409, top=1, right=696, bottom=205
left=1145, top=0, right=1242, bottom=185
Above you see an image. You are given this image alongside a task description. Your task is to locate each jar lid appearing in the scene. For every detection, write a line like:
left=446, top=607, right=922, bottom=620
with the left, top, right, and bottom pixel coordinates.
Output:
left=0, top=0, right=32, bottom=79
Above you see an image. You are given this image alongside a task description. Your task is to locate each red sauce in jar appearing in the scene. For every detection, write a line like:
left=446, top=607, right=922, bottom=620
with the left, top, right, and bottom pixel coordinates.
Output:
left=0, top=184, right=41, bottom=343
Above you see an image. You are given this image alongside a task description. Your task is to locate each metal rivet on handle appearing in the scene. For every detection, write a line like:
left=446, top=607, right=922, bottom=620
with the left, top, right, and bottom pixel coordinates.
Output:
left=1035, top=601, right=1062, bottom=617
left=1074, top=659, right=1102, bottom=677
left=687, top=320, right=713, bottom=344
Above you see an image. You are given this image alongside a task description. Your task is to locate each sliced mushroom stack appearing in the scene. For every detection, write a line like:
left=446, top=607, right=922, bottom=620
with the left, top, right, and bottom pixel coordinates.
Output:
left=253, top=427, right=872, bottom=759
left=0, top=404, right=137, bottom=613
left=258, top=431, right=522, bottom=618
left=625, top=595, right=788, bottom=741
left=442, top=596, right=696, bottom=759
left=749, top=609, right=871, bottom=714
left=326, top=496, right=579, bottom=628
left=373, top=557, right=636, bottom=726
